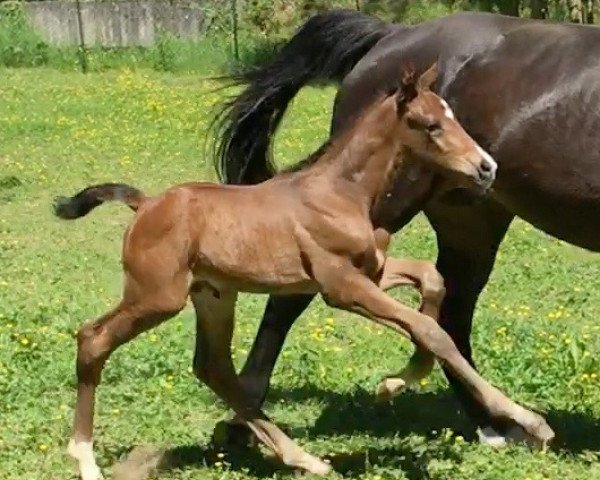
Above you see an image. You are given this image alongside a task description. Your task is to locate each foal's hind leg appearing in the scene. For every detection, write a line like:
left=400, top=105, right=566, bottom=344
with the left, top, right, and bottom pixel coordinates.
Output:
left=68, top=274, right=187, bottom=480
left=376, top=258, right=445, bottom=401
left=190, top=287, right=331, bottom=476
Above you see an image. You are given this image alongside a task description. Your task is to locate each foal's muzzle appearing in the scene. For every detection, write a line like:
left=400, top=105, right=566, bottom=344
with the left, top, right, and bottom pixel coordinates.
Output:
left=477, top=157, right=496, bottom=185
left=473, top=148, right=497, bottom=190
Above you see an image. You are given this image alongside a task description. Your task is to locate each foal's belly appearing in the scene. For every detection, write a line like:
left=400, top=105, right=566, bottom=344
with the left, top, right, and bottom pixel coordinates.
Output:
left=493, top=173, right=600, bottom=252
left=192, top=270, right=319, bottom=295
left=192, top=210, right=318, bottom=294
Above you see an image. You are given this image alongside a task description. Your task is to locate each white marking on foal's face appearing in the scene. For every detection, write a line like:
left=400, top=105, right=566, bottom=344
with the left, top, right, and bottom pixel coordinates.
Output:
left=440, top=99, right=455, bottom=119
left=475, top=144, right=498, bottom=175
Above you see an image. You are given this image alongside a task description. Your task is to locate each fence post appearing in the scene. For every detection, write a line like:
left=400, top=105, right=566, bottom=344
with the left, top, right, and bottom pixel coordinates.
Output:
left=231, top=0, right=239, bottom=61
left=74, top=0, right=88, bottom=73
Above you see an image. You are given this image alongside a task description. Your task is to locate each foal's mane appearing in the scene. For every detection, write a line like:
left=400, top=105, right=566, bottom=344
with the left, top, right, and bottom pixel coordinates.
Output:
left=278, top=67, right=417, bottom=176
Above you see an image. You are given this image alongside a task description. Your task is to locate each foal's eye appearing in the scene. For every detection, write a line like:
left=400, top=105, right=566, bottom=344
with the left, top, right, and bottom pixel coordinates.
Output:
left=407, top=115, right=441, bottom=134
left=426, top=122, right=442, bottom=134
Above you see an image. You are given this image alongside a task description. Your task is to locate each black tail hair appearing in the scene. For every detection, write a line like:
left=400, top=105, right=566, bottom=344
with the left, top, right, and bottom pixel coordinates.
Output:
left=210, top=9, right=394, bottom=185
left=53, top=183, right=145, bottom=220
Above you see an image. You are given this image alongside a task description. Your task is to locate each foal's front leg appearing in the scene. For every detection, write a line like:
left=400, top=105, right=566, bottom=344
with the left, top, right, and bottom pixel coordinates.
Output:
left=190, top=287, right=331, bottom=476
left=376, top=257, right=445, bottom=401
left=318, top=264, right=554, bottom=447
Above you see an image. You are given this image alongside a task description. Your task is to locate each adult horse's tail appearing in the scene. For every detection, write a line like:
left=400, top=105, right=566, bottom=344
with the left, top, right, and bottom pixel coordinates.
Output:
left=212, top=9, right=394, bottom=185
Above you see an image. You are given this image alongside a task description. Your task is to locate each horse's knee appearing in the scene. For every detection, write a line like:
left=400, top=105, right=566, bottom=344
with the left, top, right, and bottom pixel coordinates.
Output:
left=194, top=358, right=230, bottom=392
left=152, top=293, right=187, bottom=318
left=321, top=284, right=356, bottom=310
left=420, top=264, right=446, bottom=303
left=76, top=323, right=113, bottom=383
left=373, top=228, right=391, bottom=251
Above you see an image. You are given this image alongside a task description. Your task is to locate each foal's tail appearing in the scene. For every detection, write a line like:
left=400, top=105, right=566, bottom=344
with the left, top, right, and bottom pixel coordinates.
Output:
left=53, top=183, right=146, bottom=220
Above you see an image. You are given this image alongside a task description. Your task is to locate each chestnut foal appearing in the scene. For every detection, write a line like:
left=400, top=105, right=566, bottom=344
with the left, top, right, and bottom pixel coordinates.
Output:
left=55, top=65, right=553, bottom=480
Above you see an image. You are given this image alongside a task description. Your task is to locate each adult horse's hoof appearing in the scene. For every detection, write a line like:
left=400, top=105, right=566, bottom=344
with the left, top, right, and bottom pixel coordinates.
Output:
left=478, top=423, right=555, bottom=450
left=375, top=377, right=407, bottom=402
left=477, top=426, right=510, bottom=447
left=212, top=419, right=258, bottom=449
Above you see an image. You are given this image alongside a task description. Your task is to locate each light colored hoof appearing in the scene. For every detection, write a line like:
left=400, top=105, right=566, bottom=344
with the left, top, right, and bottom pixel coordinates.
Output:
left=68, top=439, right=104, bottom=480
left=375, top=377, right=407, bottom=402
left=286, top=452, right=331, bottom=476
left=510, top=422, right=554, bottom=450
left=80, top=465, right=104, bottom=480
left=477, top=426, right=509, bottom=448
left=478, top=424, right=555, bottom=451
left=303, top=457, right=332, bottom=476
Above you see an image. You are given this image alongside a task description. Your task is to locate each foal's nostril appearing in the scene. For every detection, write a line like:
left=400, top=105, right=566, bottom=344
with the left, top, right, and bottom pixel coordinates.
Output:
left=473, top=146, right=497, bottom=185
left=480, top=158, right=494, bottom=173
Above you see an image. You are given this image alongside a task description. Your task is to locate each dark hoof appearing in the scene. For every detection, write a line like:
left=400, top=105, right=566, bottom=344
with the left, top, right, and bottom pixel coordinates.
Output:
left=212, top=420, right=258, bottom=448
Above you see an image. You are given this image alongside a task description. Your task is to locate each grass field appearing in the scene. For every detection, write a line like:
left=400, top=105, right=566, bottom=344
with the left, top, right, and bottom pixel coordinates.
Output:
left=1, top=68, right=599, bottom=480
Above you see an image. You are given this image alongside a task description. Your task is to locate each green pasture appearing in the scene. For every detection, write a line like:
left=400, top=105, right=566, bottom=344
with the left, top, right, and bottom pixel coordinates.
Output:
left=0, top=68, right=599, bottom=480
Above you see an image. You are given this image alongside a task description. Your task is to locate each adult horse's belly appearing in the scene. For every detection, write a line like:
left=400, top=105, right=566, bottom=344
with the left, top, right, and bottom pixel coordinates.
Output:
left=490, top=83, right=600, bottom=251
left=446, top=25, right=600, bottom=251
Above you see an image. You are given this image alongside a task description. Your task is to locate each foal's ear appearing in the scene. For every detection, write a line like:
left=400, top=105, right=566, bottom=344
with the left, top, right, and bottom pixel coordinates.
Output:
left=396, top=66, right=418, bottom=113
left=416, top=62, right=439, bottom=92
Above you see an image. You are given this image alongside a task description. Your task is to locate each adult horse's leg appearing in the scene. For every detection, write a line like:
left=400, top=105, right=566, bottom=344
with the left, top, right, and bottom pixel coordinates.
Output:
left=238, top=294, right=316, bottom=404
left=425, top=196, right=516, bottom=443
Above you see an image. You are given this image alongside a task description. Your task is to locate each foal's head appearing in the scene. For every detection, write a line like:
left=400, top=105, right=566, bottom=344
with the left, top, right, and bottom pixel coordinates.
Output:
left=394, top=64, right=497, bottom=192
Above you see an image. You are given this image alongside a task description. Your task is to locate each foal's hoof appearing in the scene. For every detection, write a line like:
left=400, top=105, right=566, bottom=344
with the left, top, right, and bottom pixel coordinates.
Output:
left=298, top=456, right=332, bottom=476
left=212, top=420, right=258, bottom=449
left=67, top=439, right=104, bottom=480
left=522, top=416, right=555, bottom=450
left=375, top=377, right=407, bottom=402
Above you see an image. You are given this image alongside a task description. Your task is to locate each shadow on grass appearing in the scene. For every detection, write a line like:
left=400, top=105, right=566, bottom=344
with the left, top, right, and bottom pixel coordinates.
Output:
left=270, top=385, right=473, bottom=439
left=162, top=443, right=281, bottom=477
left=136, top=442, right=462, bottom=480
left=114, top=386, right=600, bottom=479
left=269, top=384, right=600, bottom=455
left=545, top=409, right=600, bottom=454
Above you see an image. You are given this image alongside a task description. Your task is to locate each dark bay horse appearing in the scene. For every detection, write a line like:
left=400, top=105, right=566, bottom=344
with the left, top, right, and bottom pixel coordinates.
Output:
left=57, top=68, right=548, bottom=480
left=212, top=9, right=600, bottom=445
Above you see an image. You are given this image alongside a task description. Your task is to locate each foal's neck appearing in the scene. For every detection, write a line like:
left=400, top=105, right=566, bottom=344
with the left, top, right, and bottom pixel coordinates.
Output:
left=314, top=96, right=404, bottom=207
